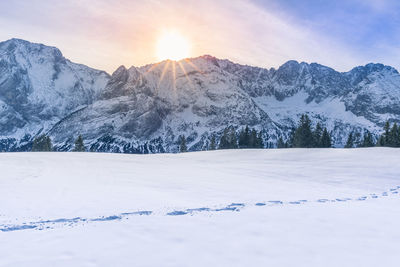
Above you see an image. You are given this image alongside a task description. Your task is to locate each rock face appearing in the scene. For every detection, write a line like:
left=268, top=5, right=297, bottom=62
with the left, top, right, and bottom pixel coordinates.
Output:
left=0, top=39, right=109, bottom=150
left=50, top=59, right=275, bottom=152
left=1, top=39, right=400, bottom=152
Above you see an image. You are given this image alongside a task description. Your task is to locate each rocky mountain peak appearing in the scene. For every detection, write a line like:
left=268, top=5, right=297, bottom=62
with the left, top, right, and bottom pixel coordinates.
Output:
left=1, top=39, right=400, bottom=152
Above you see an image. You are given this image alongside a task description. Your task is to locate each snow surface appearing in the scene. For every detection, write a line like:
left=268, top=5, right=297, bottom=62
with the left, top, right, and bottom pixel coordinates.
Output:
left=1, top=149, right=400, bottom=266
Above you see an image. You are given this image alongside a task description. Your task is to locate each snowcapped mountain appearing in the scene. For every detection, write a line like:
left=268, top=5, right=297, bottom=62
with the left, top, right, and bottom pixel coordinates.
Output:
left=0, top=39, right=399, bottom=152
left=0, top=39, right=109, bottom=150
left=49, top=58, right=277, bottom=152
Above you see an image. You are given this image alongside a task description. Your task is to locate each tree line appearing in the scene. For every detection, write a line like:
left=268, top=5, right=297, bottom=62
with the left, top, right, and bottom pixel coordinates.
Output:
left=179, top=115, right=333, bottom=152
left=276, top=114, right=332, bottom=149
left=345, top=121, right=400, bottom=148
left=32, top=134, right=86, bottom=152
left=179, top=125, right=264, bottom=152
left=29, top=117, right=400, bottom=153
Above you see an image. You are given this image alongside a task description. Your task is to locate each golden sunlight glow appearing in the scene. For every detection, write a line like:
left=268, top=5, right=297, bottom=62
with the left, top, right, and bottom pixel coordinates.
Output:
left=156, top=30, right=190, bottom=61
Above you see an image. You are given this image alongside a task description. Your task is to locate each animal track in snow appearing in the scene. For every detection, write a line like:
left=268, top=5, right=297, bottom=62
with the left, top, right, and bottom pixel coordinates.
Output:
left=1, top=186, right=399, bottom=232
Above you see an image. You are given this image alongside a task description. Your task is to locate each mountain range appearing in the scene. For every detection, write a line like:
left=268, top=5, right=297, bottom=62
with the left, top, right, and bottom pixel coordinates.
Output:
left=1, top=38, right=399, bottom=152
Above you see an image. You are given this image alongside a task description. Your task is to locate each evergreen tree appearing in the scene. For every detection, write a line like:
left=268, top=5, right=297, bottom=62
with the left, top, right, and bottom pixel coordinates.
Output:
left=344, top=132, right=354, bottom=148
left=179, top=135, right=187, bottom=153
left=379, top=121, right=400, bottom=147
left=219, top=127, right=238, bottom=149
left=277, top=136, right=286, bottom=148
left=383, top=121, right=391, bottom=145
left=360, top=131, right=375, bottom=147
left=32, top=135, right=53, bottom=152
left=249, top=129, right=257, bottom=148
left=286, top=128, right=296, bottom=148
left=228, top=127, right=238, bottom=149
left=389, top=123, right=400, bottom=147
left=376, top=135, right=385, bottom=147
left=320, top=128, right=332, bottom=148
left=202, top=141, right=209, bottom=151
left=313, top=123, right=323, bottom=147
left=293, top=114, right=314, bottom=148
left=73, top=135, right=86, bottom=152
left=397, top=125, right=400, bottom=147
left=256, top=131, right=264, bottom=148
left=209, top=135, right=217, bottom=150
left=218, top=128, right=230, bottom=149
left=238, top=126, right=250, bottom=148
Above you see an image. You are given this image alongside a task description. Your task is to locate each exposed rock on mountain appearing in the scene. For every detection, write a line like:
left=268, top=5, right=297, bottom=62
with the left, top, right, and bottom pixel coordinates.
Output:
left=0, top=39, right=109, bottom=150
left=1, top=39, right=399, bottom=152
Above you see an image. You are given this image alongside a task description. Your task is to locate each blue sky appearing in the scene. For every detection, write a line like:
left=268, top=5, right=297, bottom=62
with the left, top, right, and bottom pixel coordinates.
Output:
left=260, top=0, right=400, bottom=52
left=0, top=0, right=399, bottom=73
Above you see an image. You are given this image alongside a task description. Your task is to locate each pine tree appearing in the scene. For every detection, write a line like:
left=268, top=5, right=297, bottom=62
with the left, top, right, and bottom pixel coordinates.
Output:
left=376, top=135, right=385, bottom=147
left=46, top=136, right=52, bottom=151
left=209, top=135, right=217, bottom=150
left=313, top=123, right=323, bottom=147
left=383, top=121, right=390, bottom=146
left=218, top=128, right=230, bottom=149
left=228, top=127, right=238, bottom=149
left=397, top=125, right=400, bottom=147
left=256, top=131, right=264, bottom=148
left=277, top=136, right=286, bottom=148
left=293, top=114, right=314, bottom=148
left=218, top=127, right=238, bottom=149
left=179, top=135, right=187, bottom=153
left=320, top=128, right=332, bottom=148
left=389, top=123, right=400, bottom=147
left=238, top=126, right=250, bottom=148
left=249, top=129, right=257, bottom=148
left=286, top=128, right=295, bottom=148
left=32, top=135, right=53, bottom=152
left=73, top=135, right=86, bottom=152
left=360, top=131, right=375, bottom=147
left=344, top=132, right=354, bottom=148
left=353, top=132, right=362, bottom=148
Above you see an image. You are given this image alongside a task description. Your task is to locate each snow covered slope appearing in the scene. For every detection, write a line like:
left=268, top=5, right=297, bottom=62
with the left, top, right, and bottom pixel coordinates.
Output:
left=49, top=56, right=400, bottom=152
left=49, top=58, right=276, bottom=152
left=0, top=149, right=399, bottom=266
left=0, top=39, right=109, bottom=150
left=1, top=39, right=400, bottom=152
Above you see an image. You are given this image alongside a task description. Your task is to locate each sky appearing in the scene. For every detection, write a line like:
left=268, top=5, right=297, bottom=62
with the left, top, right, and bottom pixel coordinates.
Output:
left=0, top=0, right=399, bottom=74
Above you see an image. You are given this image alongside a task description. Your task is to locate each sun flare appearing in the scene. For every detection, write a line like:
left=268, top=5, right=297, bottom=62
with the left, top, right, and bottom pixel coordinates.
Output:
left=156, top=30, right=190, bottom=61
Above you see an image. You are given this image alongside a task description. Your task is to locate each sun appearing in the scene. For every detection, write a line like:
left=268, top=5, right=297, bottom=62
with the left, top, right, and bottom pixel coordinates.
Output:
left=156, top=30, right=190, bottom=61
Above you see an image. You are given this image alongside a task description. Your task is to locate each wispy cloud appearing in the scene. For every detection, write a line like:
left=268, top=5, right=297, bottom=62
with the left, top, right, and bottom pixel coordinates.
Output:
left=0, top=0, right=398, bottom=73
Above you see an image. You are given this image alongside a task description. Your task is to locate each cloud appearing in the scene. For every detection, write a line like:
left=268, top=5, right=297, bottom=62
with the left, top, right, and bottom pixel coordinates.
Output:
left=0, top=0, right=394, bottom=72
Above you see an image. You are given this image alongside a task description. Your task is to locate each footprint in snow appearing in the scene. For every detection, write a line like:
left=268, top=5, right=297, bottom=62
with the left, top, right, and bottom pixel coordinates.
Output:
left=214, top=206, right=239, bottom=212
left=268, top=201, right=283, bottom=205
left=3, top=186, right=398, bottom=232
left=166, top=211, right=188, bottom=216
left=0, top=224, right=37, bottom=232
left=121, top=211, right=152, bottom=216
left=91, top=215, right=122, bottom=222
left=186, top=208, right=210, bottom=213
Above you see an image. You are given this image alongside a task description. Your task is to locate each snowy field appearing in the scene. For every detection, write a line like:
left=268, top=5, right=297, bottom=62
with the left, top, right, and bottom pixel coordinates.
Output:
left=0, top=148, right=399, bottom=267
